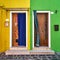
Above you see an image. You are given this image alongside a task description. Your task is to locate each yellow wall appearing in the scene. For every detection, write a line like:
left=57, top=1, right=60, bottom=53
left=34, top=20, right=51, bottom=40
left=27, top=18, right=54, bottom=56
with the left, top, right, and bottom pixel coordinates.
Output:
left=0, top=7, right=10, bottom=52
left=0, top=0, right=30, bottom=52
left=0, top=7, right=2, bottom=52
left=27, top=10, right=30, bottom=50
left=0, top=0, right=30, bottom=8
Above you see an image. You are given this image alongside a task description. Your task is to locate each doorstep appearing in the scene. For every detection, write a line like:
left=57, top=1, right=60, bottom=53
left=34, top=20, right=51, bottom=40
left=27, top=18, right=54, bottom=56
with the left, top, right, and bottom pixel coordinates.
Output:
left=5, top=47, right=29, bottom=55
left=30, top=47, right=55, bottom=55
left=5, top=47, right=55, bottom=55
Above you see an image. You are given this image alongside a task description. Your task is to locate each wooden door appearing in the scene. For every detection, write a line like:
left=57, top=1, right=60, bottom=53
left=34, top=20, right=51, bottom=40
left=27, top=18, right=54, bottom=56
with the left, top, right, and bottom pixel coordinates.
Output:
left=12, top=13, right=18, bottom=46
left=34, top=13, right=48, bottom=46
left=12, top=13, right=26, bottom=47
left=37, top=13, right=48, bottom=46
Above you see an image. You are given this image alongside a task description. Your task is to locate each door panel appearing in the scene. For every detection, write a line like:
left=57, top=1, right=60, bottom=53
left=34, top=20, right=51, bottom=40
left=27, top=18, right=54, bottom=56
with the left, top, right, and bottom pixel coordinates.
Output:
left=34, top=13, right=48, bottom=46
left=12, top=13, right=18, bottom=46
left=37, top=13, right=48, bottom=46
left=18, top=13, right=26, bottom=46
left=12, top=13, right=26, bottom=47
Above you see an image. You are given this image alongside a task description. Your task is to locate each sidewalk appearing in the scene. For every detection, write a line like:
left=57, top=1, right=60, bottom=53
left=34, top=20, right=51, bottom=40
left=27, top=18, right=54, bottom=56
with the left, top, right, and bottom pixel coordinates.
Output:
left=0, top=52, right=60, bottom=60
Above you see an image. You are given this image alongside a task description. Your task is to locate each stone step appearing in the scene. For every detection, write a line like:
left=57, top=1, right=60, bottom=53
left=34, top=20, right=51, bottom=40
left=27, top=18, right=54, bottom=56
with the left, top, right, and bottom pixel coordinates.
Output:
left=33, top=47, right=50, bottom=50
left=30, top=50, right=55, bottom=55
left=10, top=47, right=50, bottom=50
left=5, top=50, right=55, bottom=55
left=10, top=47, right=27, bottom=50
left=5, top=50, right=30, bottom=55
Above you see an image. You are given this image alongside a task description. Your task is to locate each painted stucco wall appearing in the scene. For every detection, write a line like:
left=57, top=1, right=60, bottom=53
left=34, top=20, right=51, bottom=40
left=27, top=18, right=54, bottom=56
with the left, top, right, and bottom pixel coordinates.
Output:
left=0, top=8, right=10, bottom=52
left=30, top=0, right=60, bottom=52
left=0, top=0, right=30, bottom=52
left=0, top=0, right=30, bottom=8
left=0, top=0, right=60, bottom=52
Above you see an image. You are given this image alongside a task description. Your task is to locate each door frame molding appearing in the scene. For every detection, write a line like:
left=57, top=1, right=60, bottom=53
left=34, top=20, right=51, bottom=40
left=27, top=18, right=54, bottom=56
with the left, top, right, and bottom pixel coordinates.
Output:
left=32, top=11, right=51, bottom=48
left=10, top=11, right=28, bottom=48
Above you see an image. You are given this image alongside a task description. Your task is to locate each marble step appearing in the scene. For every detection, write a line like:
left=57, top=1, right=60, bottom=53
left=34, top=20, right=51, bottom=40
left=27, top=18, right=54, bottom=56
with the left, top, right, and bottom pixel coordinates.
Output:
left=5, top=50, right=55, bottom=55
left=33, top=47, right=51, bottom=50
left=10, top=47, right=50, bottom=50
left=10, top=47, right=27, bottom=50
left=30, top=50, right=55, bottom=55
left=5, top=50, right=30, bottom=55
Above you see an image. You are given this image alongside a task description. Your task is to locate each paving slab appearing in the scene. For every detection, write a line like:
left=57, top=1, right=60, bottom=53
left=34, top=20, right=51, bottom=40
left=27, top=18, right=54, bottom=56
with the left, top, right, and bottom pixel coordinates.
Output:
left=0, top=52, right=60, bottom=60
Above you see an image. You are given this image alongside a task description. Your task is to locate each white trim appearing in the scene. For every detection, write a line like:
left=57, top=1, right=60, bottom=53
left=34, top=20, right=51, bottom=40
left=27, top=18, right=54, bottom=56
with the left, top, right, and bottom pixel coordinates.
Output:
left=32, top=11, right=51, bottom=48
left=10, top=11, right=28, bottom=49
left=10, top=11, right=12, bottom=47
left=32, top=12, right=34, bottom=48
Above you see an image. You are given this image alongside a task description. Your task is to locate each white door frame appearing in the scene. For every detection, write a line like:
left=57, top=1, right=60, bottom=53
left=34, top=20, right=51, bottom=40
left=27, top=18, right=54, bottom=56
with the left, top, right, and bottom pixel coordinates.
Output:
left=32, top=11, right=51, bottom=48
left=10, top=11, right=28, bottom=48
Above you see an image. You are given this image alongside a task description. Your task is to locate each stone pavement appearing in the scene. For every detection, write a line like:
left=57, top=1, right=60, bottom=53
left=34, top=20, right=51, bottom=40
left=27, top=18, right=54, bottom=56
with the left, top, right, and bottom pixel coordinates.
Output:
left=0, top=52, right=60, bottom=60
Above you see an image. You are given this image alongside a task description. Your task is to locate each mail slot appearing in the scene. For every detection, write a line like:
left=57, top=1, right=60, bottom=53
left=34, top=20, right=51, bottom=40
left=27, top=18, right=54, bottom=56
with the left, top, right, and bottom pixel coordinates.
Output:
left=54, top=25, right=59, bottom=31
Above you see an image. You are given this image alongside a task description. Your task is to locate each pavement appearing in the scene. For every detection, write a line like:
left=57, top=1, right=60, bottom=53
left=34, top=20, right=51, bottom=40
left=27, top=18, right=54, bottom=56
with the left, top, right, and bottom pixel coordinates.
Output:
left=0, top=52, right=60, bottom=60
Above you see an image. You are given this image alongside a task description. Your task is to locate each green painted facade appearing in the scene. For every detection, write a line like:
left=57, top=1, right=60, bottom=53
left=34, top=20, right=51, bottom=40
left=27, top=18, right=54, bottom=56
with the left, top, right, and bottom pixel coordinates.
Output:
left=0, top=0, right=60, bottom=52
left=30, top=0, right=60, bottom=52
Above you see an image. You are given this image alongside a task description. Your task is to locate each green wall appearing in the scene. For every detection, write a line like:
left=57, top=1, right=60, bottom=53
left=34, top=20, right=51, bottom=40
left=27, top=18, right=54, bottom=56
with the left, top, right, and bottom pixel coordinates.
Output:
left=30, top=0, right=60, bottom=52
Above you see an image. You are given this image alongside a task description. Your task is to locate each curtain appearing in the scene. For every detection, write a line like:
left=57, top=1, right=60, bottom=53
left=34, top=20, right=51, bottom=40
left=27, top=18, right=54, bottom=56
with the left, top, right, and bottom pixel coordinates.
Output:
left=18, top=13, right=26, bottom=46
left=34, top=10, right=40, bottom=47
